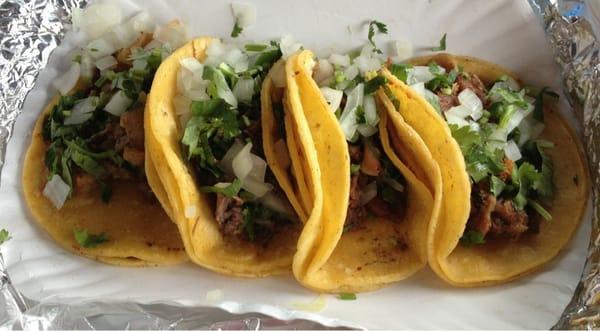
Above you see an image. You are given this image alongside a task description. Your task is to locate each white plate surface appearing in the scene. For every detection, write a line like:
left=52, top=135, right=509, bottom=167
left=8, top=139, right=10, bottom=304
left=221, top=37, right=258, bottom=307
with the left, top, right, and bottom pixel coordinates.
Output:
left=1, top=0, right=592, bottom=329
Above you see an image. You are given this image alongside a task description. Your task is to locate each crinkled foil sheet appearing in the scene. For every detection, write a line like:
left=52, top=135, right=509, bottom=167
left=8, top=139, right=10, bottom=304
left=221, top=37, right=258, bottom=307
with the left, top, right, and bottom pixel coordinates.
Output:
left=0, top=0, right=599, bottom=329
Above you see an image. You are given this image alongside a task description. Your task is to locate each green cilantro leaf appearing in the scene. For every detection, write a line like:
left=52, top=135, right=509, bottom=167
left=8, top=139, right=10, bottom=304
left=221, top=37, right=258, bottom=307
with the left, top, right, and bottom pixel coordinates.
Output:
left=245, top=44, right=268, bottom=52
left=431, top=33, right=447, bottom=51
left=364, top=75, right=388, bottom=95
left=200, top=178, right=242, bottom=198
left=529, top=200, right=552, bottom=221
left=0, top=229, right=11, bottom=244
left=74, top=229, right=108, bottom=248
left=231, top=20, right=243, bottom=38
left=490, top=175, right=506, bottom=197
left=460, top=230, right=485, bottom=246
left=389, top=63, right=412, bottom=83
left=338, top=292, right=357, bottom=300
left=350, top=163, right=361, bottom=174
left=367, top=20, right=388, bottom=54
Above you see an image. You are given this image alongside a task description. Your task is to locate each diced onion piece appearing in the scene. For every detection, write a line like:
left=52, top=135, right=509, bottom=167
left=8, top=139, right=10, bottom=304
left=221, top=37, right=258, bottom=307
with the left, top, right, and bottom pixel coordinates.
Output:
left=273, top=139, right=291, bottom=169
left=261, top=192, right=293, bottom=216
left=505, top=76, right=521, bottom=91
left=53, top=63, right=80, bottom=95
left=231, top=2, right=256, bottom=28
left=320, top=87, right=343, bottom=112
left=173, top=94, right=192, bottom=126
left=95, top=55, right=117, bottom=70
left=343, top=64, right=359, bottom=81
left=143, top=39, right=162, bottom=51
left=185, top=205, right=198, bottom=218
left=270, top=60, right=286, bottom=88
left=359, top=181, right=378, bottom=206
left=445, top=113, right=469, bottom=127
left=232, top=142, right=254, bottom=180
left=109, top=23, right=139, bottom=49
left=43, top=175, right=70, bottom=209
left=357, top=124, right=378, bottom=137
left=363, top=94, right=378, bottom=126
left=153, top=20, right=187, bottom=49
left=223, top=47, right=249, bottom=72
left=233, top=77, right=255, bottom=104
left=220, top=140, right=245, bottom=175
left=205, top=289, right=224, bottom=302
left=504, top=106, right=531, bottom=134
left=408, top=66, right=438, bottom=84
left=394, top=39, right=414, bottom=61
left=79, top=52, right=95, bottom=82
left=74, top=2, right=122, bottom=39
left=354, top=54, right=382, bottom=74
left=103, top=91, right=131, bottom=116
left=64, top=97, right=97, bottom=125
left=204, top=40, right=226, bottom=66
left=339, top=83, right=364, bottom=141
left=458, top=88, right=483, bottom=120
left=177, top=58, right=209, bottom=101
left=242, top=177, right=272, bottom=198
left=87, top=37, right=118, bottom=59
left=313, top=59, right=334, bottom=86
left=410, top=82, right=425, bottom=96
left=446, top=105, right=472, bottom=119
left=328, top=53, right=350, bottom=67
left=130, top=11, right=154, bottom=33
left=280, top=35, right=302, bottom=59
left=132, top=58, right=147, bottom=71
left=247, top=154, right=268, bottom=182
left=518, top=115, right=546, bottom=146
left=504, top=140, right=522, bottom=161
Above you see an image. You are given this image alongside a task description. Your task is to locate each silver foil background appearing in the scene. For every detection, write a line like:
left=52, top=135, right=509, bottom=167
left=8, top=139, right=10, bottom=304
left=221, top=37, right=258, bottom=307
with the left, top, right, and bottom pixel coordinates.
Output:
left=0, top=0, right=598, bottom=329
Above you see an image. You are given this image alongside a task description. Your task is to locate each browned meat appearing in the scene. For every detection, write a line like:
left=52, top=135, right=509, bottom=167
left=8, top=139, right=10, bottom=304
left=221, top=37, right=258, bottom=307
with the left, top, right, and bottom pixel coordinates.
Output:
left=116, top=32, right=153, bottom=64
left=73, top=172, right=96, bottom=194
left=103, top=161, right=134, bottom=180
left=348, top=144, right=362, bottom=163
left=456, top=74, right=487, bottom=104
left=88, top=122, right=126, bottom=152
left=345, top=173, right=366, bottom=230
left=468, top=189, right=496, bottom=236
left=361, top=144, right=382, bottom=176
left=366, top=196, right=391, bottom=218
left=123, top=147, right=144, bottom=168
left=120, top=106, right=145, bottom=149
left=215, top=194, right=245, bottom=236
left=489, top=199, right=529, bottom=237
left=438, top=93, right=457, bottom=112
left=498, top=158, right=514, bottom=182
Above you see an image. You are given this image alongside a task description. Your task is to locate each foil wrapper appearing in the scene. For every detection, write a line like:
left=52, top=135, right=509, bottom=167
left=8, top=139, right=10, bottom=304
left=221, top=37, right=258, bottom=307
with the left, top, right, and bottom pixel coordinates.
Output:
left=0, top=0, right=599, bottom=329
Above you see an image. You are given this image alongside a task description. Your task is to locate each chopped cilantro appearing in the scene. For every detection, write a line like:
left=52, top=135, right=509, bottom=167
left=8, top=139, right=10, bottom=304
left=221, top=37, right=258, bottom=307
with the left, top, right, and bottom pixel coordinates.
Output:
left=490, top=175, right=506, bottom=197
left=425, top=63, right=457, bottom=92
left=529, top=200, right=552, bottom=221
left=0, top=229, right=11, bottom=244
left=389, top=63, right=412, bottom=83
left=460, top=230, right=485, bottom=246
left=338, top=292, right=357, bottom=300
left=245, top=44, right=268, bottom=52
left=350, top=163, right=361, bottom=174
left=200, top=179, right=243, bottom=198
left=431, top=33, right=447, bottom=51
left=364, top=75, right=388, bottom=95
left=367, top=20, right=388, bottom=54
left=74, top=229, right=108, bottom=248
left=231, top=20, right=243, bottom=38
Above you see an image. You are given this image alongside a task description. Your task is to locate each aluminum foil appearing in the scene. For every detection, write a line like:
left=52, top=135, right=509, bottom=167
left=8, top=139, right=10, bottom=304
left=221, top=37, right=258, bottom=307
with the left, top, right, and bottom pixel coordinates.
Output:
left=0, top=0, right=599, bottom=329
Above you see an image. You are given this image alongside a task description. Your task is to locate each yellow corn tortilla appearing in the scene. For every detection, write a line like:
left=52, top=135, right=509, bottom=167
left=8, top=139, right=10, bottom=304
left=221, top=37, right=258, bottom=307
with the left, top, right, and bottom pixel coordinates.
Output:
left=145, top=38, right=313, bottom=277
left=379, top=53, right=590, bottom=286
left=23, top=96, right=187, bottom=266
left=289, top=50, right=436, bottom=292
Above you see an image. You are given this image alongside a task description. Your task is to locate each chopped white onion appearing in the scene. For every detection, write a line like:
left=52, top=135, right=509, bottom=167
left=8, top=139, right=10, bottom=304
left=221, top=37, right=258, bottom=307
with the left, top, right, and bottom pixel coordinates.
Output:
left=130, top=11, right=154, bottom=33
left=280, top=35, right=302, bottom=59
left=445, top=113, right=469, bottom=127
left=185, top=205, right=198, bottom=218
left=87, top=37, right=118, bottom=59
left=393, top=39, right=414, bottom=61
left=363, top=94, right=379, bottom=126
left=233, top=77, right=255, bottom=104
left=328, top=53, right=350, bottom=67
left=242, top=177, right=272, bottom=198
left=504, top=76, right=521, bottom=91
left=359, top=181, right=378, bottom=206
left=343, top=64, right=359, bottom=81
left=43, top=175, right=70, bottom=209
left=232, top=142, right=254, bottom=180
left=408, top=66, right=439, bottom=84
left=320, top=87, right=343, bottom=112
left=143, top=39, right=162, bottom=51
left=132, top=58, right=147, bottom=71
left=446, top=105, right=472, bottom=119
left=504, top=106, right=532, bottom=134
left=231, top=2, right=256, bottom=28
left=339, top=83, right=364, bottom=141
left=223, top=47, right=249, bottom=72
left=410, top=82, right=425, bottom=96
left=220, top=140, right=245, bottom=175
left=109, top=23, right=139, bottom=49
left=177, top=58, right=210, bottom=101
left=53, top=63, right=80, bottom=95
left=79, top=52, right=95, bottom=82
left=354, top=54, right=382, bottom=74
left=73, top=2, right=122, bottom=39
left=95, top=55, right=117, bottom=70
left=357, top=124, right=378, bottom=137
left=313, top=59, right=334, bottom=86
left=103, top=91, right=131, bottom=116
left=173, top=94, right=192, bottom=126
left=518, top=115, right=546, bottom=146
left=458, top=88, right=483, bottom=120
left=504, top=140, right=522, bottom=161
left=204, top=40, right=226, bottom=66
left=64, top=97, right=97, bottom=125
left=153, top=21, right=187, bottom=49
left=270, top=60, right=286, bottom=88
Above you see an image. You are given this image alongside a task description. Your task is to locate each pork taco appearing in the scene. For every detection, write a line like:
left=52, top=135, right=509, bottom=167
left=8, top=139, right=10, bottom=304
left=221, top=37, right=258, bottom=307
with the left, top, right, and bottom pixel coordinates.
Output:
left=145, top=37, right=319, bottom=276
left=378, top=53, right=589, bottom=286
left=288, top=46, right=437, bottom=292
left=23, top=20, right=188, bottom=266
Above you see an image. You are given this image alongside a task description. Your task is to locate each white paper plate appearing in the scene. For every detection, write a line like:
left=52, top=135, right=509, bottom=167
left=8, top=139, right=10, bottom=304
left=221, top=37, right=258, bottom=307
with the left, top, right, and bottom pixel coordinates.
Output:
left=1, top=0, right=592, bottom=328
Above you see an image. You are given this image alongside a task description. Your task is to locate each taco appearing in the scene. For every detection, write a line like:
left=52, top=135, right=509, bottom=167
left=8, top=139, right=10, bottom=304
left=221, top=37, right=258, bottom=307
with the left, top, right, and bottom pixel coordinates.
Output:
left=145, top=37, right=319, bottom=276
left=288, top=46, right=437, bottom=292
left=22, top=21, right=188, bottom=266
left=378, top=53, right=589, bottom=286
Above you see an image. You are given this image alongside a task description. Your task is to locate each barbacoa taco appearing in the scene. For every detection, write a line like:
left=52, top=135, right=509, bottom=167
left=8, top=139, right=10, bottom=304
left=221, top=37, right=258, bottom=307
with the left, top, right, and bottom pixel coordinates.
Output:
left=288, top=47, right=437, bottom=292
left=378, top=53, right=589, bottom=286
left=23, top=20, right=188, bottom=266
left=145, top=37, right=320, bottom=276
